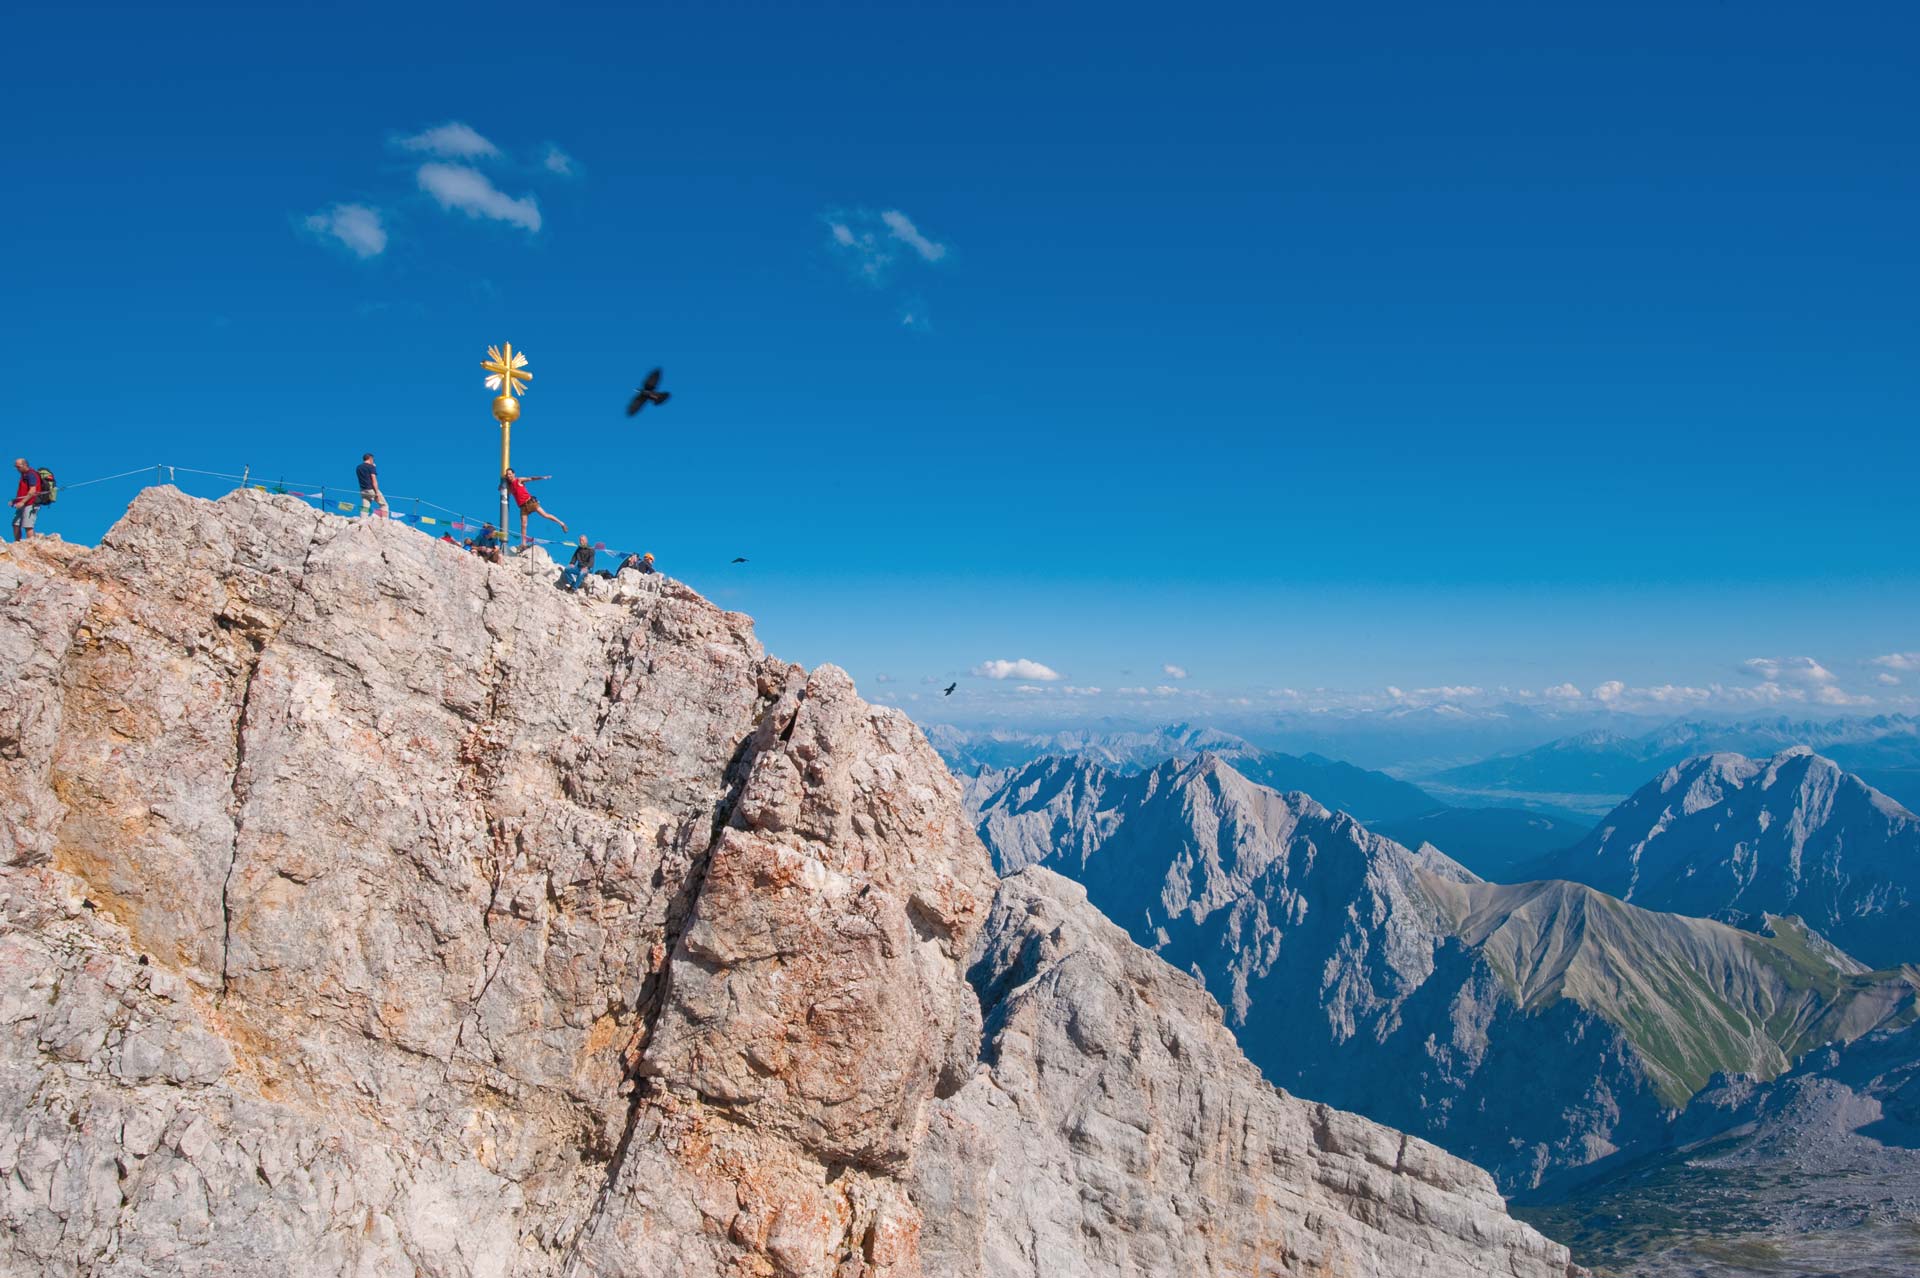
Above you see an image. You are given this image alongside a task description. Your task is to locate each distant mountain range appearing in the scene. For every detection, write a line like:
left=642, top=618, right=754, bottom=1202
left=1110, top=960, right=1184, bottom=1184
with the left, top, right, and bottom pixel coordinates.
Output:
left=1369, top=806, right=1588, bottom=879
left=1426, top=714, right=1920, bottom=814
left=966, top=752, right=1920, bottom=1192
left=1535, top=748, right=1920, bottom=969
left=936, top=721, right=1441, bottom=823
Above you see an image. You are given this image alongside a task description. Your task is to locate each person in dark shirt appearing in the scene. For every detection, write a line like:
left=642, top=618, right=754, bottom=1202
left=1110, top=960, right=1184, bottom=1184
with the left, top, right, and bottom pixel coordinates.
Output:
left=11, top=460, right=41, bottom=542
left=355, top=453, right=387, bottom=519
left=560, top=535, right=596, bottom=591
left=467, top=522, right=503, bottom=564
left=619, top=552, right=656, bottom=576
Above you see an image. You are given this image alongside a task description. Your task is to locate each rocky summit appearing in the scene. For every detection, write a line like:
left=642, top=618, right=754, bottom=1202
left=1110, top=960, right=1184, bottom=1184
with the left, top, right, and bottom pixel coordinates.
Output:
left=0, top=488, right=1574, bottom=1277
left=1540, top=748, right=1920, bottom=968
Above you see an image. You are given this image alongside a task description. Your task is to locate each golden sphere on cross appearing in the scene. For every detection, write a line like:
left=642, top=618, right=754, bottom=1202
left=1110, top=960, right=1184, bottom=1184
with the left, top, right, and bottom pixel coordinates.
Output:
left=492, top=394, right=521, bottom=424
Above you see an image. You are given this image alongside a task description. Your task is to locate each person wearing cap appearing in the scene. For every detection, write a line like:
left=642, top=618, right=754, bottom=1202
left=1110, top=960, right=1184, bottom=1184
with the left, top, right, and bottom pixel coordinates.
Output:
left=620, top=552, right=656, bottom=576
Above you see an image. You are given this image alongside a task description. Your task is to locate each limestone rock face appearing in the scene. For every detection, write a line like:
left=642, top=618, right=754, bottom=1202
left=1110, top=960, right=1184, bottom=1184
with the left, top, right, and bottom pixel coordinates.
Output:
left=0, top=489, right=1572, bottom=1276
left=915, top=870, right=1577, bottom=1278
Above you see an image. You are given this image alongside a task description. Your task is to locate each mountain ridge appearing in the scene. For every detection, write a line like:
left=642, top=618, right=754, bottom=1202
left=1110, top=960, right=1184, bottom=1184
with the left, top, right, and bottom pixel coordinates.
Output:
left=1537, top=747, right=1920, bottom=967
left=967, top=749, right=1920, bottom=1189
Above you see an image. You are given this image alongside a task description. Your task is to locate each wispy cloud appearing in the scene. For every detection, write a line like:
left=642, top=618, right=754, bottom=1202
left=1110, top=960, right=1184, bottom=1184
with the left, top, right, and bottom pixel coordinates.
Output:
left=417, top=164, right=542, bottom=232
left=1743, top=655, right=1839, bottom=686
left=826, top=216, right=893, bottom=281
left=1877, top=671, right=1902, bottom=687
left=879, top=209, right=946, bottom=262
left=1874, top=653, right=1920, bottom=671
left=302, top=203, right=387, bottom=258
left=823, top=206, right=951, bottom=284
left=397, top=122, right=500, bottom=159
left=1162, top=663, right=1189, bottom=680
left=972, top=658, right=1062, bottom=682
left=1543, top=682, right=1584, bottom=700
left=542, top=144, right=576, bottom=176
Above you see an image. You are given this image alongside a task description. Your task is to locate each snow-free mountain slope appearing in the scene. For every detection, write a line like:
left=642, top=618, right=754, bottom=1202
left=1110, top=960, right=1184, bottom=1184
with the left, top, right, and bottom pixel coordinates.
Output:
left=934, top=723, right=1439, bottom=822
left=1540, top=749, right=1920, bottom=968
left=968, top=751, right=1920, bottom=1190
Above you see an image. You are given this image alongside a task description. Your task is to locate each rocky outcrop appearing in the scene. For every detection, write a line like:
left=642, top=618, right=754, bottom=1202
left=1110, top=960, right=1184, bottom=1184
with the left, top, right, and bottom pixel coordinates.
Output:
left=1540, top=748, right=1920, bottom=967
left=968, top=751, right=1920, bottom=1191
left=916, top=869, right=1576, bottom=1278
left=0, top=489, right=1573, bottom=1275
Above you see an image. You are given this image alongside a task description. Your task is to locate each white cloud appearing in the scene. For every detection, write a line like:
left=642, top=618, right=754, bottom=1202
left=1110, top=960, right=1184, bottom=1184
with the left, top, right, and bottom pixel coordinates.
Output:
left=302, top=203, right=387, bottom=258
left=1878, top=671, right=1902, bottom=687
left=1543, top=682, right=1583, bottom=700
left=1016, top=685, right=1046, bottom=694
left=1153, top=685, right=1179, bottom=696
left=542, top=144, right=576, bottom=176
left=873, top=673, right=894, bottom=684
left=417, top=164, right=542, bottom=232
left=1743, top=656, right=1837, bottom=686
left=824, top=207, right=951, bottom=284
left=1162, top=663, right=1189, bottom=680
left=879, top=209, right=947, bottom=262
left=1064, top=686, right=1101, bottom=696
left=972, top=658, right=1062, bottom=682
left=1874, top=653, right=1920, bottom=671
left=1815, top=684, right=1873, bottom=706
left=1415, top=685, right=1482, bottom=701
left=1592, top=680, right=1627, bottom=705
left=1643, top=684, right=1713, bottom=704
left=397, top=122, right=499, bottom=159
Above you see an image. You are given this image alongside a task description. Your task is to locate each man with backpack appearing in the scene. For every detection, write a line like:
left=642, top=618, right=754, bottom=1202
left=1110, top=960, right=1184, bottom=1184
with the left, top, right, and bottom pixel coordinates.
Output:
left=11, top=459, right=47, bottom=542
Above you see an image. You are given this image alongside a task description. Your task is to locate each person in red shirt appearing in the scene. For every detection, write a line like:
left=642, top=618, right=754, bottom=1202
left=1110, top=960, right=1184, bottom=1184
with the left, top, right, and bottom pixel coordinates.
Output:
left=500, top=468, right=569, bottom=545
left=11, top=460, right=41, bottom=542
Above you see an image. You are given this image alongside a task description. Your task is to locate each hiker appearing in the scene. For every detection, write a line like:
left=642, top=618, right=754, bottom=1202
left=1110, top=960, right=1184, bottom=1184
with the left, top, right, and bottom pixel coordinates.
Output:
left=11, top=460, right=42, bottom=542
left=620, top=552, right=656, bottom=576
left=561, top=536, right=596, bottom=591
left=500, top=468, right=567, bottom=544
left=467, top=522, right=503, bottom=564
left=356, top=453, right=388, bottom=519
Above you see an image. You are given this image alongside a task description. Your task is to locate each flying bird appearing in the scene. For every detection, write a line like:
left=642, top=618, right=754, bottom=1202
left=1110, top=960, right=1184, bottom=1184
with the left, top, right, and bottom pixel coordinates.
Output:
left=730, top=556, right=747, bottom=564
left=626, top=368, right=671, bottom=417
left=943, top=682, right=957, bottom=696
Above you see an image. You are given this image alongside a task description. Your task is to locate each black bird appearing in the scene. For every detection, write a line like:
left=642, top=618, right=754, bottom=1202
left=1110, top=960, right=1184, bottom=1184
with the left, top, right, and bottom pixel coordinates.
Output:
left=626, top=368, right=671, bottom=417
left=943, top=682, right=957, bottom=696
left=730, top=556, right=747, bottom=564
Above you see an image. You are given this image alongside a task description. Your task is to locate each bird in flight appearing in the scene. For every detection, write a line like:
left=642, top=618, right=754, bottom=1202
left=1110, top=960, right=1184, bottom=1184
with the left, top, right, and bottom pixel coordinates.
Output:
left=730, top=556, right=747, bottom=564
left=943, top=682, right=957, bottom=696
left=626, top=368, right=672, bottom=417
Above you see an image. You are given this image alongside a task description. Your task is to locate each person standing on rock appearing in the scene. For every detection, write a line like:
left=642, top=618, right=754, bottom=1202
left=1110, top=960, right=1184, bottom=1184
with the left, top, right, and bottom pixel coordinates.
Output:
left=561, top=536, right=596, bottom=591
left=500, top=468, right=568, bottom=545
left=355, top=453, right=388, bottom=519
left=10, top=460, right=42, bottom=541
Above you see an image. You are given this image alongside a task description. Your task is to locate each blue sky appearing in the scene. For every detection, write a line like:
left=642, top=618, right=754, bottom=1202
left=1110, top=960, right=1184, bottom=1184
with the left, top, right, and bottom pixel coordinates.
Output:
left=10, top=1, right=1919, bottom=727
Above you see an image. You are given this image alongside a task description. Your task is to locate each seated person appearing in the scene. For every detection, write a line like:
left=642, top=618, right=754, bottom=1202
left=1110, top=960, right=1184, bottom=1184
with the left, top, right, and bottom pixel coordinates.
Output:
left=467, top=523, right=504, bottom=563
left=561, top=536, right=596, bottom=591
